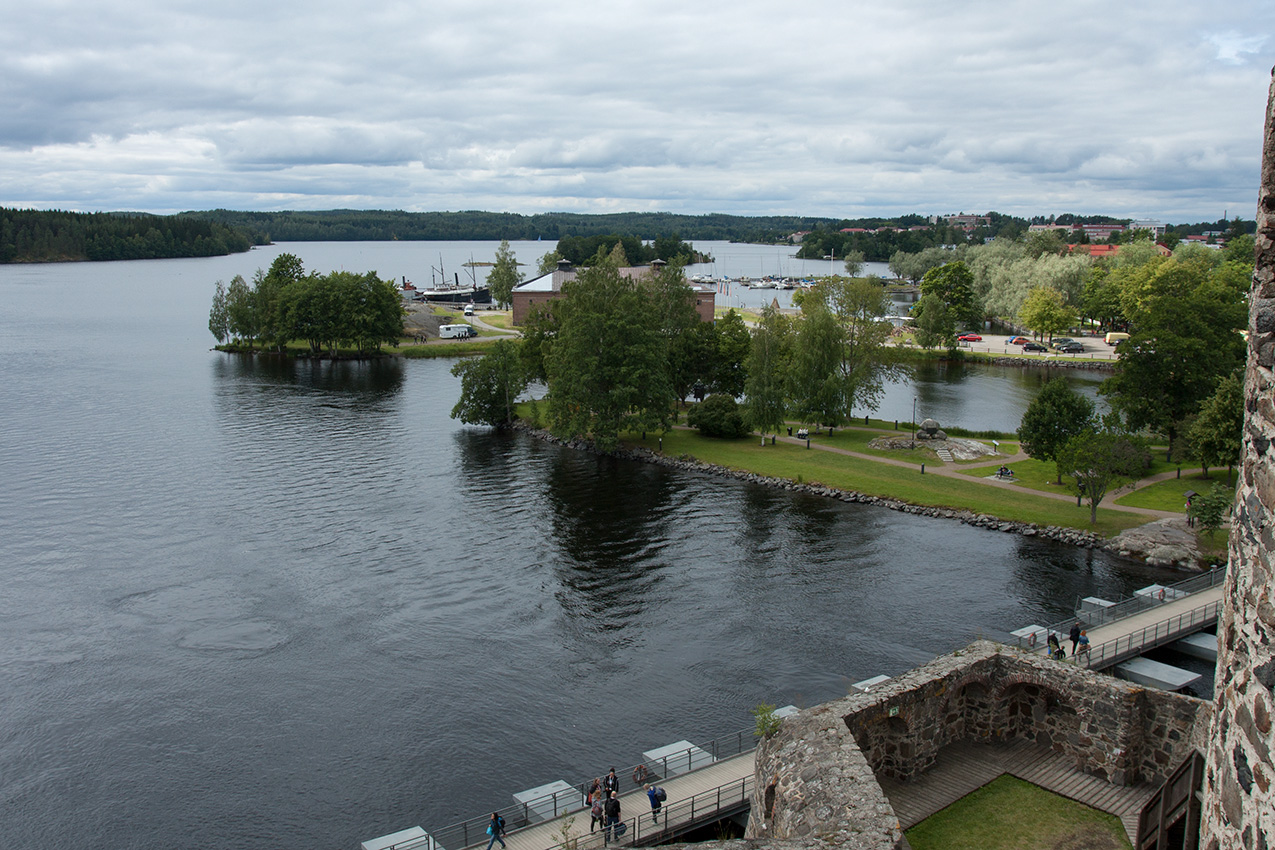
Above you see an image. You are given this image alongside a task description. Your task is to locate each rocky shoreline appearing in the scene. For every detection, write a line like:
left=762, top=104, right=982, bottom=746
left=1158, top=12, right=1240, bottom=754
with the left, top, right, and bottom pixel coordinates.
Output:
left=513, top=422, right=1115, bottom=553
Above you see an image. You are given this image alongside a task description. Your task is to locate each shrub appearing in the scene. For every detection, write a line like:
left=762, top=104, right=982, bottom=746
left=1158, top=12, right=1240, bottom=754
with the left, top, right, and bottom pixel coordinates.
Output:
left=687, top=394, right=749, bottom=438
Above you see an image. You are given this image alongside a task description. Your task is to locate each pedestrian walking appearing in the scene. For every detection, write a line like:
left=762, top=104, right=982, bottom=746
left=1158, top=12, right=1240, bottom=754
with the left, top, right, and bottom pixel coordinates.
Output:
left=604, top=791, right=621, bottom=845
left=1069, top=621, right=1082, bottom=656
left=485, top=812, right=507, bottom=850
left=646, top=784, right=664, bottom=823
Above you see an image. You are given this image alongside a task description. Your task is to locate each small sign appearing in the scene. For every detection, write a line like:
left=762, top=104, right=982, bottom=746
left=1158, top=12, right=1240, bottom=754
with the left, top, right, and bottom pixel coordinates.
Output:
left=888, top=706, right=899, bottom=717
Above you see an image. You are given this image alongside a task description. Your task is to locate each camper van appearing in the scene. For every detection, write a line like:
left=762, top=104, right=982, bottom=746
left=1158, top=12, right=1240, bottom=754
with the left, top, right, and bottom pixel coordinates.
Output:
left=439, top=324, right=477, bottom=339
left=1104, top=332, right=1130, bottom=345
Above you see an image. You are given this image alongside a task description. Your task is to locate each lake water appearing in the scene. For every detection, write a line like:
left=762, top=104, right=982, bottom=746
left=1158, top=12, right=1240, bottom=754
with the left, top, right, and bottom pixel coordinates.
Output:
left=0, top=243, right=1163, bottom=850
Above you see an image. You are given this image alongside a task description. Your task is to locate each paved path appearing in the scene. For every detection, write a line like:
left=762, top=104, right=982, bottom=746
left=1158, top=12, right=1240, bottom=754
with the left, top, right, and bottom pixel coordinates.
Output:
left=765, top=428, right=1182, bottom=520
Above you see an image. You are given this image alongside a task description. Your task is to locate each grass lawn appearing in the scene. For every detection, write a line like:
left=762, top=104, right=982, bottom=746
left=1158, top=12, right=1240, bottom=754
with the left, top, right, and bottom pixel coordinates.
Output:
left=1116, top=471, right=1236, bottom=511
left=906, top=775, right=1132, bottom=850
left=638, top=428, right=1145, bottom=537
left=479, top=311, right=514, bottom=329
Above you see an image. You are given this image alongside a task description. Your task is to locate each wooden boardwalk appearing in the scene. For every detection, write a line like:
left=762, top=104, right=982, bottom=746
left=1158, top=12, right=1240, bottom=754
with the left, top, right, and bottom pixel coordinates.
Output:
left=1032, top=585, right=1224, bottom=670
left=877, top=739, right=1152, bottom=842
left=460, top=753, right=756, bottom=850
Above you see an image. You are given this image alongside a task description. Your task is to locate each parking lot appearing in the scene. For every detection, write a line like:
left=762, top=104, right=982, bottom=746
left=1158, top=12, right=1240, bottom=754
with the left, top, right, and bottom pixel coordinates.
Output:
left=945, top=332, right=1120, bottom=360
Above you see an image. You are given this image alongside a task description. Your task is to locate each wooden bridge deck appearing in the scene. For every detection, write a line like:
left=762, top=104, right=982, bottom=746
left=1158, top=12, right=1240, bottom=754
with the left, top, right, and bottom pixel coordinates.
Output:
left=1031, top=584, right=1224, bottom=670
left=877, top=738, right=1152, bottom=842
left=462, top=752, right=756, bottom=850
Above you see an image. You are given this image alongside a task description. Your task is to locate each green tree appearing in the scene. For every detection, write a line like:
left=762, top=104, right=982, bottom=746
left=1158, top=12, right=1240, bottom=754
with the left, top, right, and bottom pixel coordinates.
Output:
left=1101, top=259, right=1247, bottom=458
left=1056, top=429, right=1151, bottom=525
left=803, top=276, right=900, bottom=418
left=687, top=394, right=749, bottom=438
left=208, top=279, right=229, bottom=343
left=1018, top=286, right=1074, bottom=340
left=1017, top=377, right=1096, bottom=483
left=920, top=261, right=981, bottom=328
left=1188, top=483, right=1233, bottom=538
left=225, top=274, right=258, bottom=344
left=545, top=257, right=672, bottom=451
left=536, top=249, right=564, bottom=275
left=787, top=306, right=845, bottom=429
left=743, top=306, right=792, bottom=439
left=255, top=253, right=307, bottom=350
left=911, top=294, right=955, bottom=351
left=487, top=239, right=523, bottom=308
left=450, top=340, right=528, bottom=428
left=713, top=309, right=751, bottom=397
left=1188, top=370, right=1245, bottom=481
left=843, top=249, right=865, bottom=277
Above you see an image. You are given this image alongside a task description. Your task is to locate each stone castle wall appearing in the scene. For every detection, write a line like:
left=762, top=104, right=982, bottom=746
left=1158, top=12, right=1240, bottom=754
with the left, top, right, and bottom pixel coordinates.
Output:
left=1198, top=70, right=1275, bottom=850
left=746, top=643, right=1209, bottom=849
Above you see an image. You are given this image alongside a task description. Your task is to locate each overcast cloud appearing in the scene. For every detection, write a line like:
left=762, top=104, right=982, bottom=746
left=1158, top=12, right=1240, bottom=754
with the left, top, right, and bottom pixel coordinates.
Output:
left=1, top=0, right=1271, bottom=220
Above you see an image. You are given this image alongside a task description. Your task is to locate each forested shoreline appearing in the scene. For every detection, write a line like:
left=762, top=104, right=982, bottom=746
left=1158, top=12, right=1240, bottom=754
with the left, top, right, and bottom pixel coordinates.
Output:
left=1, top=207, right=263, bottom=263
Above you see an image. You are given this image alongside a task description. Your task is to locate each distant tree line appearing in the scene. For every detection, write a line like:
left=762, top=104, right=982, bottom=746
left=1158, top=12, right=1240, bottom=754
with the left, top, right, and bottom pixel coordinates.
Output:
left=181, top=208, right=828, bottom=243
left=1, top=207, right=261, bottom=263
left=209, top=253, right=403, bottom=356
left=554, top=232, right=706, bottom=266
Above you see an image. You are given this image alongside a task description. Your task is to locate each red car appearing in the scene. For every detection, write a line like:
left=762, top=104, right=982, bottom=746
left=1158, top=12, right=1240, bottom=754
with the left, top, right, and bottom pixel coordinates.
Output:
left=957, top=333, right=982, bottom=342
left=1009, top=336, right=1030, bottom=345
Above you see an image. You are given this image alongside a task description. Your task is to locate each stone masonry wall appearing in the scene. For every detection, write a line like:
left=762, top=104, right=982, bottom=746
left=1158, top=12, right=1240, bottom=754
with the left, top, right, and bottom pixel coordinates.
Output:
left=1198, top=69, right=1275, bottom=850
left=747, top=642, right=1208, bottom=848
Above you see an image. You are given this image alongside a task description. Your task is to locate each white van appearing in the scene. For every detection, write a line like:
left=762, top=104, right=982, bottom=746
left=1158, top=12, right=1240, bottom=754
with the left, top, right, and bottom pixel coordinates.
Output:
left=463, top=303, right=475, bottom=316
left=439, top=324, right=477, bottom=339
left=1104, top=332, right=1130, bottom=345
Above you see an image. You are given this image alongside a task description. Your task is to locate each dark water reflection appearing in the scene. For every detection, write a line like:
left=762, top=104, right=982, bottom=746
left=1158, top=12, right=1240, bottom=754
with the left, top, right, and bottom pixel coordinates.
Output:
left=0, top=253, right=1179, bottom=850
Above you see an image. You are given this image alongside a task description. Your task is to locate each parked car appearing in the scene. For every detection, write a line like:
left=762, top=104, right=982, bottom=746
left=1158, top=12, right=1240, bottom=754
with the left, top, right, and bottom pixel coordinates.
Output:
left=1050, top=338, right=1075, bottom=349
left=1023, top=341, right=1048, bottom=352
left=1057, top=342, right=1085, bottom=354
left=1008, top=336, right=1030, bottom=345
left=957, top=333, right=982, bottom=342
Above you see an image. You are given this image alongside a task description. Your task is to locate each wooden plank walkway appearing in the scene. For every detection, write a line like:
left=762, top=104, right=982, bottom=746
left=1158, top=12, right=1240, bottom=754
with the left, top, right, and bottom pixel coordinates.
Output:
left=1032, top=585, right=1224, bottom=670
left=461, top=752, right=756, bottom=850
left=877, top=739, right=1152, bottom=842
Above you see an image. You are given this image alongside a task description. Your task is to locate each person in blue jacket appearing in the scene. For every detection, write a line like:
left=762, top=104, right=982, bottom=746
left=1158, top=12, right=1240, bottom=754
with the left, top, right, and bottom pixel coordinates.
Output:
left=485, top=812, right=506, bottom=850
left=646, top=784, right=662, bottom=823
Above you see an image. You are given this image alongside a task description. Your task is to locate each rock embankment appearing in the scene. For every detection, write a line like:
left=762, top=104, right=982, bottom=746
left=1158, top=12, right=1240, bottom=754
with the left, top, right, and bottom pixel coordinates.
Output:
left=514, top=423, right=1106, bottom=551
left=1107, top=517, right=1214, bottom=570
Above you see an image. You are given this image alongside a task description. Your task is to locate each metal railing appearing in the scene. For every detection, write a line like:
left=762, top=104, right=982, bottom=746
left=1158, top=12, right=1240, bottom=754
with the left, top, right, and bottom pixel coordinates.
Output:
left=1011, top=566, right=1225, bottom=650
left=537, top=775, right=754, bottom=850
left=430, top=728, right=757, bottom=850
left=1075, top=598, right=1224, bottom=670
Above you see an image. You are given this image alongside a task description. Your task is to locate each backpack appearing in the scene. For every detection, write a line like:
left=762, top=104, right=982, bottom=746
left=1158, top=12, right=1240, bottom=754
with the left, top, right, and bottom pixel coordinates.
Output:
left=496, top=816, right=505, bottom=832
left=591, top=799, right=604, bottom=818
left=654, top=786, right=666, bottom=802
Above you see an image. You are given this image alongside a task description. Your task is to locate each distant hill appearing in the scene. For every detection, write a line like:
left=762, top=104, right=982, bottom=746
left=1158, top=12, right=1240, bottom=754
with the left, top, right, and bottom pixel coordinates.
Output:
left=179, top=209, right=830, bottom=244
left=1, top=207, right=262, bottom=263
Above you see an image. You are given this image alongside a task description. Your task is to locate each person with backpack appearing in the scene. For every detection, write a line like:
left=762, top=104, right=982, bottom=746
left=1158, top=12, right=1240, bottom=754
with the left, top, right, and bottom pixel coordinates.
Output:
left=589, top=787, right=605, bottom=834
left=485, top=812, right=506, bottom=850
left=646, top=784, right=665, bottom=823
left=603, top=791, right=621, bottom=844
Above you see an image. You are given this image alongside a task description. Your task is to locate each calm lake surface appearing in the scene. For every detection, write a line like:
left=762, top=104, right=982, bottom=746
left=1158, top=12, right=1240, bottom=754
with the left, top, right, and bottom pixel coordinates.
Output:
left=0, top=243, right=1168, bottom=850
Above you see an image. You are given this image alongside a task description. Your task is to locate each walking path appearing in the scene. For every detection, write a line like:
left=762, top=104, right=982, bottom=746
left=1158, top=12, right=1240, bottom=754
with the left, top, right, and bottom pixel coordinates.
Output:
left=457, top=753, right=755, bottom=850
left=767, top=427, right=1182, bottom=520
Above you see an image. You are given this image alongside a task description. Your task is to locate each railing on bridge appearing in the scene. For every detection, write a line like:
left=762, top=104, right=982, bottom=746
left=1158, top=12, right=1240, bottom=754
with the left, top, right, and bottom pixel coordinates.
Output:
left=431, top=729, right=757, bottom=850
left=1011, top=566, right=1225, bottom=650
left=539, top=775, right=753, bottom=850
left=1076, top=597, right=1225, bottom=670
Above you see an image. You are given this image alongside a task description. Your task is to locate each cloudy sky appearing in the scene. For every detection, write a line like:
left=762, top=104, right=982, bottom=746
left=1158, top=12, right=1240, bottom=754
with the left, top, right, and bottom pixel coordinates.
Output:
left=1, top=0, right=1271, bottom=221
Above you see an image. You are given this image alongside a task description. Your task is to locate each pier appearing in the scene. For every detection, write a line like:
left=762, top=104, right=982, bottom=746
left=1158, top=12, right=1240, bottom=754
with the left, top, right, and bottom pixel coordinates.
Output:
left=365, top=731, right=762, bottom=850
left=1011, top=567, right=1225, bottom=687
